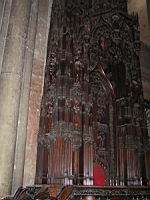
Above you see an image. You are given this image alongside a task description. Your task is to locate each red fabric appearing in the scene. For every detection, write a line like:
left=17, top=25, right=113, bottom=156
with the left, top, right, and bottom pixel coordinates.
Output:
left=93, top=164, right=107, bottom=186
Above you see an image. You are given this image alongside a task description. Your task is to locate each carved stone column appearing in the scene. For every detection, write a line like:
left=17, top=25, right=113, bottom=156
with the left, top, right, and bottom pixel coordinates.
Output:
left=23, top=0, right=53, bottom=186
left=0, top=0, right=13, bottom=74
left=0, top=0, right=31, bottom=196
left=11, top=0, right=39, bottom=194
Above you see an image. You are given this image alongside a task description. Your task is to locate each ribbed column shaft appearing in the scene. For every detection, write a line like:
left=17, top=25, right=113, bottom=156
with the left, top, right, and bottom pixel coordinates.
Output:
left=0, top=0, right=31, bottom=196
left=23, top=0, right=53, bottom=186
left=11, top=0, right=39, bottom=194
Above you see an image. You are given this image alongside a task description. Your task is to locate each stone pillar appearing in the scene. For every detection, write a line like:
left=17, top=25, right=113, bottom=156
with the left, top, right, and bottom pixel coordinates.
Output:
left=0, top=0, right=13, bottom=74
left=0, top=0, right=31, bottom=196
left=0, top=0, right=5, bottom=29
left=23, top=0, right=53, bottom=186
left=11, top=0, right=39, bottom=194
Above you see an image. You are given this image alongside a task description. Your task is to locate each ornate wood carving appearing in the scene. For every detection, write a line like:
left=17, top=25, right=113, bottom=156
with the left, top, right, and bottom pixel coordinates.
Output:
left=2, top=186, right=150, bottom=200
left=35, top=0, right=150, bottom=187
left=1, top=187, right=55, bottom=200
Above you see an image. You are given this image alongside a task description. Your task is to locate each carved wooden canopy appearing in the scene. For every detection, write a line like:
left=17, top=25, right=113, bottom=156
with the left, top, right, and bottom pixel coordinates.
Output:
left=35, top=0, right=150, bottom=187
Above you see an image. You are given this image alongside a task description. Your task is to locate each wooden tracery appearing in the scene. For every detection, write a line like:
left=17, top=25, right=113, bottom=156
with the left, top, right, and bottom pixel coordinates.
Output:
left=35, top=0, right=150, bottom=187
